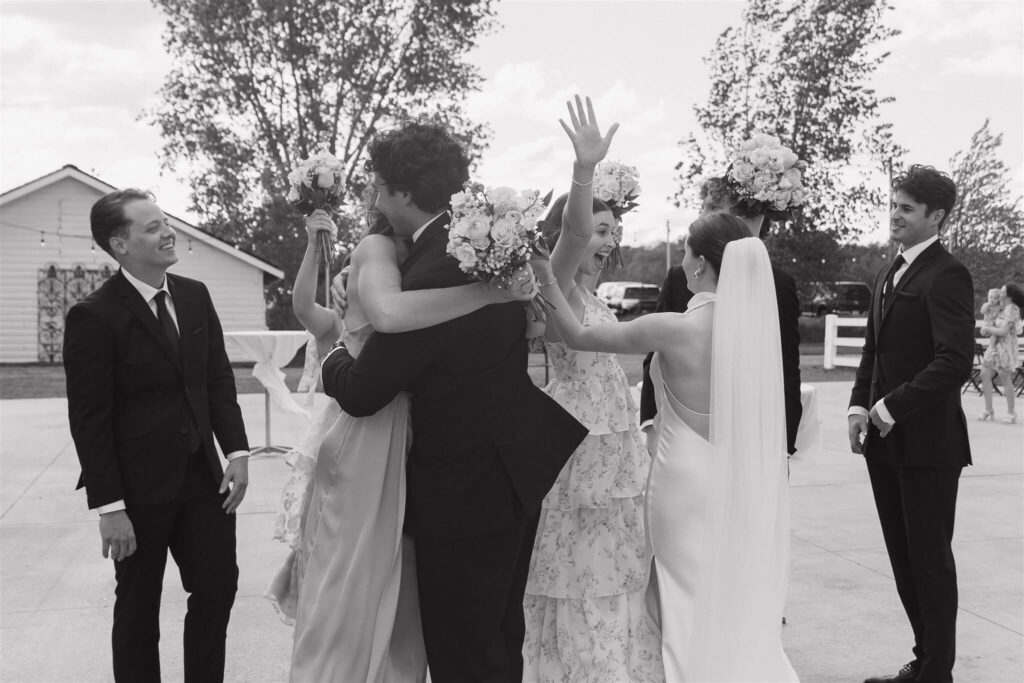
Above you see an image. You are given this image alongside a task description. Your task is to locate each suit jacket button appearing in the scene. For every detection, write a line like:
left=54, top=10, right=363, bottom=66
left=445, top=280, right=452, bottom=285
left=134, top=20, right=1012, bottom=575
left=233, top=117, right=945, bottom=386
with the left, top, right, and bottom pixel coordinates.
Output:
left=180, top=425, right=188, bottom=434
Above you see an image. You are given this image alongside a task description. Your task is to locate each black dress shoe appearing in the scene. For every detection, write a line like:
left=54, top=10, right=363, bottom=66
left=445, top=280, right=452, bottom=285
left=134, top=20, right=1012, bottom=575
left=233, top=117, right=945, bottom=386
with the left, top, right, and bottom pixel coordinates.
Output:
left=864, top=660, right=920, bottom=682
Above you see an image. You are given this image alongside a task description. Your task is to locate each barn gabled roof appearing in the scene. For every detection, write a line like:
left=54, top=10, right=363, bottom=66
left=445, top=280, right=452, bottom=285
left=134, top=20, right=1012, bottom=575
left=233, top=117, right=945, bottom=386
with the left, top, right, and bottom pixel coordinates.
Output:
left=1, top=165, right=285, bottom=279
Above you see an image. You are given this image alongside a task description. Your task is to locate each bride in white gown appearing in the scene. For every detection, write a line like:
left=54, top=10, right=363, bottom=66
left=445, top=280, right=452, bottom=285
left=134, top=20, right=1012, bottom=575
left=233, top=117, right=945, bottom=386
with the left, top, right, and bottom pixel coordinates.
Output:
left=533, top=211, right=798, bottom=682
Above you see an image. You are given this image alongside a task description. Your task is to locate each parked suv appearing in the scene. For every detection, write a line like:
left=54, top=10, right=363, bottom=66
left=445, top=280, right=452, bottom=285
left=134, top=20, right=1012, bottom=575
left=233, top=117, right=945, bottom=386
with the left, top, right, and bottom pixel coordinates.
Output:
left=597, top=281, right=661, bottom=316
left=801, top=281, right=871, bottom=316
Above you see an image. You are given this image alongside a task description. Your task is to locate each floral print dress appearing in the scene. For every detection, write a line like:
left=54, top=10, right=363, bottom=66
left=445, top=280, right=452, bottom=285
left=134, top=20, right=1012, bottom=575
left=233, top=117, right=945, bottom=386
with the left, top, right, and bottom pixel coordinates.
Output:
left=983, top=303, right=1021, bottom=373
left=523, top=290, right=663, bottom=682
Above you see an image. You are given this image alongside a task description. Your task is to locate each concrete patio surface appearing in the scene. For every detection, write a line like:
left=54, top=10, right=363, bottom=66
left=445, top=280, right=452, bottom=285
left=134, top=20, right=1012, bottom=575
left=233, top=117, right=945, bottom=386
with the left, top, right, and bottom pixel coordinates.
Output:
left=1, top=382, right=1021, bottom=682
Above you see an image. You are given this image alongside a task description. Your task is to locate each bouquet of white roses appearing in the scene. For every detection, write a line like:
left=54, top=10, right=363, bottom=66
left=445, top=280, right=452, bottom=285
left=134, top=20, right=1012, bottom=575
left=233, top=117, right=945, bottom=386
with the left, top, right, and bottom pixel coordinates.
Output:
left=726, top=134, right=809, bottom=217
left=593, top=160, right=641, bottom=218
left=593, top=160, right=640, bottom=270
left=447, top=182, right=551, bottom=319
left=286, top=150, right=347, bottom=263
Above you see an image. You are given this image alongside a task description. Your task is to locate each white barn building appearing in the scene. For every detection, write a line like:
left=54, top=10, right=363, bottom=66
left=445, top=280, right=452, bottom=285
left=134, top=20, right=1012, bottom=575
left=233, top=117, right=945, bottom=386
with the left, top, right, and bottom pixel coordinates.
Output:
left=0, top=165, right=284, bottom=364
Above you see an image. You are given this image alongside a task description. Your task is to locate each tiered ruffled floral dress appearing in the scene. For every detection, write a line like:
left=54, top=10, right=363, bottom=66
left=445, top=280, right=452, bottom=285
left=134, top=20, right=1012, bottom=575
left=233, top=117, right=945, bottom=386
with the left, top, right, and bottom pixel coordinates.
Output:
left=523, top=290, right=663, bottom=682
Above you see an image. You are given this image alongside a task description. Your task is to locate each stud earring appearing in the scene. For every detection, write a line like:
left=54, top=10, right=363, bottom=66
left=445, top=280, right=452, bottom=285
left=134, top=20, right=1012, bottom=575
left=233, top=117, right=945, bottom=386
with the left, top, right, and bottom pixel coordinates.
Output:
left=693, top=269, right=701, bottom=278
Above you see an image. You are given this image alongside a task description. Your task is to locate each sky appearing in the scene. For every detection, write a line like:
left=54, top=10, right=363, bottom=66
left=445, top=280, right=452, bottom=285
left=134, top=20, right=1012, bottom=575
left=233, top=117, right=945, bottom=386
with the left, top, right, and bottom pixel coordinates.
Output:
left=1, top=0, right=1021, bottom=246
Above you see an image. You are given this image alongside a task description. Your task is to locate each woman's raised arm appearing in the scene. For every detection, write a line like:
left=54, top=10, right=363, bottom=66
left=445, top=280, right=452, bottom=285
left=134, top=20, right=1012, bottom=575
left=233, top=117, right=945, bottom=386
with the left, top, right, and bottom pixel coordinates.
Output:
left=293, top=211, right=342, bottom=346
left=550, top=95, right=619, bottom=296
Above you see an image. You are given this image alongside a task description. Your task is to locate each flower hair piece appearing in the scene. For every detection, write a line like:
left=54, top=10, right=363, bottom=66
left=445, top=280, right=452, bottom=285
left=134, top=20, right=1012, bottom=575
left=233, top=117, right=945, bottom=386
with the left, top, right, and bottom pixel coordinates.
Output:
left=593, top=160, right=641, bottom=270
left=725, top=133, right=809, bottom=223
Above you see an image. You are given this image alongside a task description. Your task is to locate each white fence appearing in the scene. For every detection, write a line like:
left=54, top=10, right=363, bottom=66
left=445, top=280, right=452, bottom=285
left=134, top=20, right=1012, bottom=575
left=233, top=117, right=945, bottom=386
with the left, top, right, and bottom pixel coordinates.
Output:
left=823, top=315, right=1007, bottom=370
left=823, top=315, right=867, bottom=369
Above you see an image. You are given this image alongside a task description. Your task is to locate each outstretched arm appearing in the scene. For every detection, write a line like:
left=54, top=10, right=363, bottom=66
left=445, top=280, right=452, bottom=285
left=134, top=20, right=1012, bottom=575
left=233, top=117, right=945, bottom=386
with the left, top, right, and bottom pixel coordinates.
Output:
left=534, top=258, right=681, bottom=355
left=355, top=235, right=532, bottom=333
left=550, top=95, right=619, bottom=295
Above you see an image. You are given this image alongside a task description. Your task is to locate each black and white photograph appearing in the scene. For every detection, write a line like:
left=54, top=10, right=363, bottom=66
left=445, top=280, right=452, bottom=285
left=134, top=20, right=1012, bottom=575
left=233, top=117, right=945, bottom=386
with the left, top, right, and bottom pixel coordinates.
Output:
left=0, top=0, right=1021, bottom=681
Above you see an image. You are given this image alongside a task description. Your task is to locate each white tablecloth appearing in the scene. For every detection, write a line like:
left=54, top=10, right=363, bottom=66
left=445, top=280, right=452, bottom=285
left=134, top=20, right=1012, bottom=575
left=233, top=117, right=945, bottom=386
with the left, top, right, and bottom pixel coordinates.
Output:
left=224, top=331, right=311, bottom=420
left=793, top=382, right=822, bottom=460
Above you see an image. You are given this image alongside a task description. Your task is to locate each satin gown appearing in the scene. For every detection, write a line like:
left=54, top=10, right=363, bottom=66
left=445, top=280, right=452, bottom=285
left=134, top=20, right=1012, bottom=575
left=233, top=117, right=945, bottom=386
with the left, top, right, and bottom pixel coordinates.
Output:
left=271, top=322, right=427, bottom=683
left=646, top=352, right=797, bottom=682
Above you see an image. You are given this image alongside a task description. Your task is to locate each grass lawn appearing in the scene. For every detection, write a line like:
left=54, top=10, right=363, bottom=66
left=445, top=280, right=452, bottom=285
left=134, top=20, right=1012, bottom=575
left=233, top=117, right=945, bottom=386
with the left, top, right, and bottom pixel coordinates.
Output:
left=1, top=346, right=853, bottom=401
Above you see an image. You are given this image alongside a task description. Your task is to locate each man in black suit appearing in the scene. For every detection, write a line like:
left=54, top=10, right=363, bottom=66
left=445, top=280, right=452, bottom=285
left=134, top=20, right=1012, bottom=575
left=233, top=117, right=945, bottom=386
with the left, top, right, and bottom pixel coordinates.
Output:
left=641, top=177, right=802, bottom=455
left=849, top=166, right=974, bottom=683
left=320, top=122, right=587, bottom=681
left=64, top=189, right=250, bottom=682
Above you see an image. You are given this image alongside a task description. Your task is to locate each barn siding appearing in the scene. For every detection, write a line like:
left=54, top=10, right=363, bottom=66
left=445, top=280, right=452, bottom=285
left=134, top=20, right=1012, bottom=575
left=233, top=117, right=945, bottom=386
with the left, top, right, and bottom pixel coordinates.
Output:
left=1, top=177, right=273, bottom=363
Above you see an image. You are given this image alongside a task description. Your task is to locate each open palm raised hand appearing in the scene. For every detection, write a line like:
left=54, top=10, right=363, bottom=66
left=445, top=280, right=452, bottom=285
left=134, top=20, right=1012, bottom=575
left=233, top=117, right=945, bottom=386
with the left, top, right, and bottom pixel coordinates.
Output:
left=559, top=95, right=619, bottom=168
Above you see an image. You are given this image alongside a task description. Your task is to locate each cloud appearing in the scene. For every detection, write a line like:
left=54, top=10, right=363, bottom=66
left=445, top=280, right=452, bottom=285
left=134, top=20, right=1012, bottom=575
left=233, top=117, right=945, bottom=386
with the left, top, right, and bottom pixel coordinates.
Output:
left=1, top=10, right=169, bottom=111
left=945, top=44, right=1024, bottom=76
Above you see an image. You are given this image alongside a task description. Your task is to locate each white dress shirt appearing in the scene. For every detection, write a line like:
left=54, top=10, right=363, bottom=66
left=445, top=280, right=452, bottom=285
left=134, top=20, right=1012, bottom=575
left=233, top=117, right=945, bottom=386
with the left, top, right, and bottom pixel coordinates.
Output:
left=94, top=268, right=247, bottom=515
left=411, top=211, right=447, bottom=243
left=848, top=235, right=940, bottom=426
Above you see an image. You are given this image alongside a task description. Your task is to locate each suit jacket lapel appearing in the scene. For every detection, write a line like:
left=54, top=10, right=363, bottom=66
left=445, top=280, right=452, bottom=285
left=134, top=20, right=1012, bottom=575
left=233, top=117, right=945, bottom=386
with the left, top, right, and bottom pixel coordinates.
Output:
left=114, top=271, right=181, bottom=370
left=400, top=213, right=451, bottom=276
left=880, top=240, right=943, bottom=329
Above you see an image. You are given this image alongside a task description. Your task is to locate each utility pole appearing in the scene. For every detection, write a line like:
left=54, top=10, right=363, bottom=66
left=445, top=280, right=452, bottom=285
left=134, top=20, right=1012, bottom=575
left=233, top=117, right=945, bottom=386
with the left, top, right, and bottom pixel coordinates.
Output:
left=665, top=220, right=671, bottom=275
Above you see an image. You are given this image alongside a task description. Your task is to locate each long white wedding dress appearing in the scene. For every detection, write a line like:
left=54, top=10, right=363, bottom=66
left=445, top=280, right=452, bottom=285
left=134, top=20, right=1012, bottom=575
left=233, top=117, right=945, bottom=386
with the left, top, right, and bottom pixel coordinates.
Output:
left=646, top=238, right=798, bottom=682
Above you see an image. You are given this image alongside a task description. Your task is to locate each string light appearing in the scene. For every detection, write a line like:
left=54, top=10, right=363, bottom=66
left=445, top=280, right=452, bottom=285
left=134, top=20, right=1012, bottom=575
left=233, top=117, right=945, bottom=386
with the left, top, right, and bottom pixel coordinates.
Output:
left=39, top=232, right=46, bottom=247
left=90, top=241, right=96, bottom=253
left=188, top=238, right=193, bottom=254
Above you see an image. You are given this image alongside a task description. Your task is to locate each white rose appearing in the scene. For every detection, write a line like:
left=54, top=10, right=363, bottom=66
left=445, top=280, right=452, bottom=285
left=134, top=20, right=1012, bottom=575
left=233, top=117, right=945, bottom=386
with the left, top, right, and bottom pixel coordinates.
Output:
left=749, top=149, right=771, bottom=167
left=453, top=243, right=479, bottom=269
left=450, top=191, right=470, bottom=211
left=316, top=170, right=335, bottom=189
left=780, top=149, right=799, bottom=169
left=774, top=191, right=793, bottom=209
left=594, top=176, right=618, bottom=202
left=752, top=173, right=773, bottom=190
left=504, top=209, right=524, bottom=226
left=524, top=204, right=545, bottom=222
left=451, top=218, right=472, bottom=238
left=490, top=217, right=517, bottom=248
left=732, top=162, right=756, bottom=182
left=753, top=133, right=780, bottom=148
left=782, top=168, right=802, bottom=186
left=488, top=187, right=518, bottom=213
left=516, top=190, right=539, bottom=211
left=464, top=216, right=491, bottom=242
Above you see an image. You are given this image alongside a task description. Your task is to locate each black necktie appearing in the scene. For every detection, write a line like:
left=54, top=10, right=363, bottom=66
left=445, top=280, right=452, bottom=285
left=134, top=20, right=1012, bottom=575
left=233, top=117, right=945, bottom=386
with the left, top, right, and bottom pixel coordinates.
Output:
left=881, top=254, right=906, bottom=309
left=155, top=290, right=201, bottom=453
left=154, top=290, right=180, bottom=358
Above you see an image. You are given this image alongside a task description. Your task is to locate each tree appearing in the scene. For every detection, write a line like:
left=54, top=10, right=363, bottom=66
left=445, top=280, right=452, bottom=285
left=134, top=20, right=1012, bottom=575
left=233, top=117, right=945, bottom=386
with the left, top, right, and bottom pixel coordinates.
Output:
left=945, top=119, right=1024, bottom=310
left=673, top=0, right=903, bottom=288
left=147, top=0, right=496, bottom=327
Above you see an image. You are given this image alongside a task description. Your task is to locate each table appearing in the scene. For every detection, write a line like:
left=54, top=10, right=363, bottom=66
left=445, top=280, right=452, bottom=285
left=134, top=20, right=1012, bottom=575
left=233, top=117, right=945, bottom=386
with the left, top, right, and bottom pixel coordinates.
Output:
left=793, top=383, right=821, bottom=460
left=224, top=331, right=311, bottom=456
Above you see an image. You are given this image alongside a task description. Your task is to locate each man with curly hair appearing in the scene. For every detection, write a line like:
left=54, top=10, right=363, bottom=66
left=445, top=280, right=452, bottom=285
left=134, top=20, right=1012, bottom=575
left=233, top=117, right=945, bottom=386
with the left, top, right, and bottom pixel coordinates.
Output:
left=321, top=121, right=587, bottom=681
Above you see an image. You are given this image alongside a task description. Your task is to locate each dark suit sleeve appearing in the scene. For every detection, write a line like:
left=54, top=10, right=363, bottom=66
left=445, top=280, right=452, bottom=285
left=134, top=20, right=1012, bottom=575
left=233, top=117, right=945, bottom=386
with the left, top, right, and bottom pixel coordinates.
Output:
left=775, top=270, right=803, bottom=455
left=201, top=284, right=249, bottom=455
left=64, top=305, right=123, bottom=509
left=850, top=287, right=878, bottom=412
left=884, top=264, right=975, bottom=422
left=322, top=322, right=451, bottom=417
